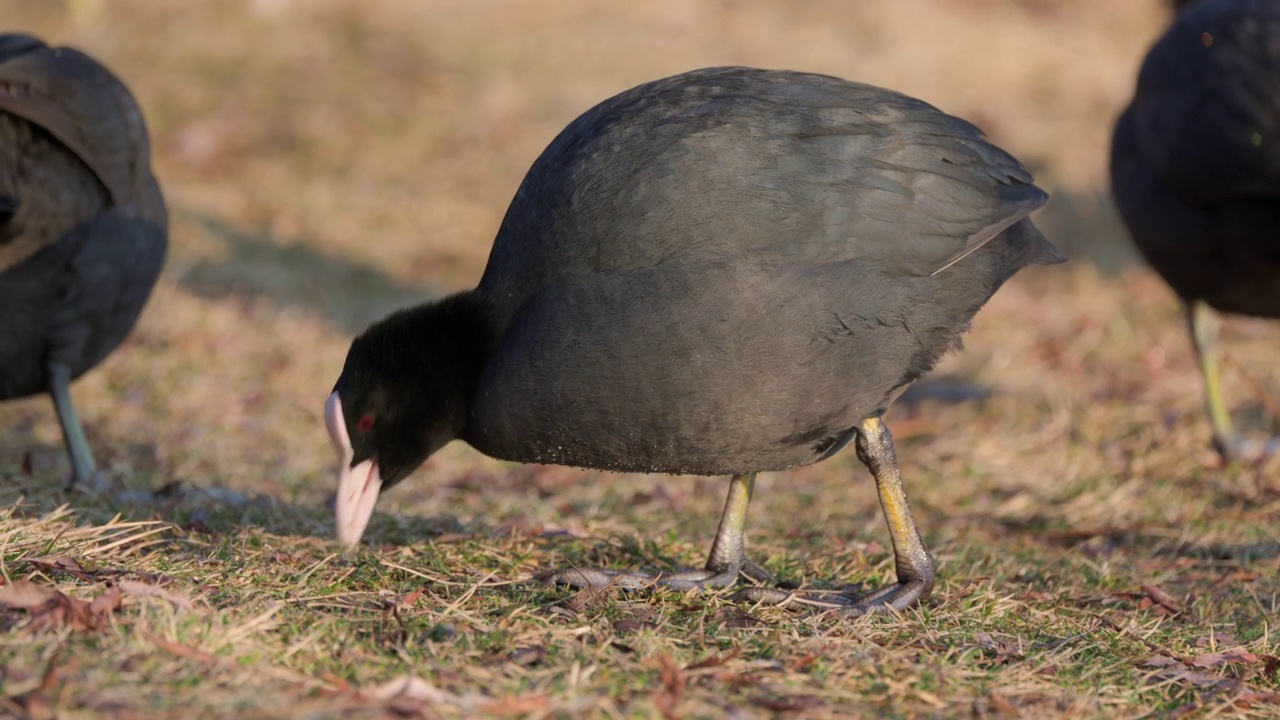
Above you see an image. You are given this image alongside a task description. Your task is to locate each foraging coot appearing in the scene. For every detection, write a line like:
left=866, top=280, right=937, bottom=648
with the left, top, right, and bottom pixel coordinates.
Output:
left=326, top=67, right=1062, bottom=614
left=1111, top=0, right=1280, bottom=461
left=0, top=35, right=167, bottom=487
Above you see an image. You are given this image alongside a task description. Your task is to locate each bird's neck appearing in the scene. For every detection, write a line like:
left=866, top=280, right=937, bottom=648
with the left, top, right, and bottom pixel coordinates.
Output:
left=375, top=290, right=496, bottom=435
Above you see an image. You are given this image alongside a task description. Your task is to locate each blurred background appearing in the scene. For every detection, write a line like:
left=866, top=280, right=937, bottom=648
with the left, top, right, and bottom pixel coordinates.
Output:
left=0, top=0, right=1275, bottom=540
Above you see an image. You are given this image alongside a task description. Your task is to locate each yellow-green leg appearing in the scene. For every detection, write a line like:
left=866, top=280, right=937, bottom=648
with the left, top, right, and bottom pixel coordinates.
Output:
left=1188, top=300, right=1238, bottom=458
left=734, top=417, right=935, bottom=615
left=1186, top=301, right=1280, bottom=461
left=540, top=472, right=773, bottom=590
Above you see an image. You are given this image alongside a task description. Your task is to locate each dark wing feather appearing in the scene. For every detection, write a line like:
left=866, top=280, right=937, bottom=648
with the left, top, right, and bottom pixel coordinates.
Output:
left=0, top=34, right=165, bottom=273
left=0, top=34, right=156, bottom=210
left=480, top=67, right=1048, bottom=300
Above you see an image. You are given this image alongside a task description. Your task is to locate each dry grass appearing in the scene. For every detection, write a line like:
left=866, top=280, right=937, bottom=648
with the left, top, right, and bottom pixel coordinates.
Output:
left=2, top=0, right=1279, bottom=717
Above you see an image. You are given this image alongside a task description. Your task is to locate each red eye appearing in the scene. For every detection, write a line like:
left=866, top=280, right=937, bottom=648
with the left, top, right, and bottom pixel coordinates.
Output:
left=358, top=414, right=375, bottom=432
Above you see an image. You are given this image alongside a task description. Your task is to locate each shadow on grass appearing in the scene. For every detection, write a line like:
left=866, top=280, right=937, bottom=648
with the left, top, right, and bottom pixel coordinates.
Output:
left=174, top=210, right=438, bottom=334
left=0, top=461, right=464, bottom=546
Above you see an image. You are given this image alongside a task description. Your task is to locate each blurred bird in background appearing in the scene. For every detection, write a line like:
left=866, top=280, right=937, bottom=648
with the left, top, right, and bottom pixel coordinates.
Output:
left=0, top=33, right=167, bottom=488
left=1111, top=0, right=1280, bottom=462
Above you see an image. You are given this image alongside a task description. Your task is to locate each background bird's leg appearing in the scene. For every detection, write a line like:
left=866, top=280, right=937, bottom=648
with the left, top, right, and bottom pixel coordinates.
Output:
left=538, top=473, right=773, bottom=591
left=1188, top=300, right=1238, bottom=458
left=47, top=361, right=100, bottom=491
left=1187, top=301, right=1280, bottom=462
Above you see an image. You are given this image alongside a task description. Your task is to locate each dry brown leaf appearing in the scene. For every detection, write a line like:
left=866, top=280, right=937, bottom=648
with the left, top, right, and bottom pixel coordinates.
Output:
left=19, top=556, right=91, bottom=579
left=1191, top=650, right=1261, bottom=668
left=988, top=691, right=1021, bottom=716
left=0, top=580, right=60, bottom=609
left=1195, top=632, right=1240, bottom=648
left=1142, top=655, right=1183, bottom=668
left=89, top=584, right=124, bottom=618
left=1235, top=692, right=1280, bottom=709
left=5, top=582, right=124, bottom=633
left=1151, top=667, right=1228, bottom=688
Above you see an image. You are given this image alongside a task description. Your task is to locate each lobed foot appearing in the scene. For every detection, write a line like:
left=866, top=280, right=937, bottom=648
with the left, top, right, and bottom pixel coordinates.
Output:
left=730, top=575, right=933, bottom=616
left=543, top=418, right=938, bottom=620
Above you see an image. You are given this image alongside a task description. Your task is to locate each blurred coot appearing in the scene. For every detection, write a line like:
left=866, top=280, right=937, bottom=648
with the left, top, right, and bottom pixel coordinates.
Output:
left=0, top=34, right=167, bottom=487
left=1111, top=0, right=1280, bottom=461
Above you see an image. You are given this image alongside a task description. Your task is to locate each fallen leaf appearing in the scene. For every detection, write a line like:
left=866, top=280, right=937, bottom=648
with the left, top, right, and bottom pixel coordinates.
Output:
left=19, top=557, right=91, bottom=579
left=1142, top=655, right=1184, bottom=668
left=5, top=582, right=124, bottom=633
left=1235, top=692, right=1280, bottom=709
left=89, top=584, right=124, bottom=618
left=1195, top=632, right=1240, bottom=648
left=0, top=581, right=60, bottom=609
left=1192, top=650, right=1261, bottom=668
left=1264, top=655, right=1280, bottom=678
left=988, top=691, right=1020, bottom=716
left=1151, top=667, right=1228, bottom=688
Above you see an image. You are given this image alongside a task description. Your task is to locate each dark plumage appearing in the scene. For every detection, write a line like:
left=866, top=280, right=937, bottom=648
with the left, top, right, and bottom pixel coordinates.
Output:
left=0, top=34, right=167, bottom=487
left=326, top=67, right=1062, bottom=614
left=1111, top=0, right=1280, bottom=460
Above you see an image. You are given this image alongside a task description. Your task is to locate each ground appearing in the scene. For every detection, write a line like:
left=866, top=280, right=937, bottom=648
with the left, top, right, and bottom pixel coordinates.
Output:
left=1, top=0, right=1279, bottom=718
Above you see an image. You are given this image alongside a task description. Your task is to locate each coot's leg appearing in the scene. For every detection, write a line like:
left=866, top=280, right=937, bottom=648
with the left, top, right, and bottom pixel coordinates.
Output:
left=48, top=361, right=100, bottom=491
left=840, top=416, right=936, bottom=613
left=699, top=472, right=773, bottom=582
left=539, top=473, right=773, bottom=591
left=1188, top=301, right=1280, bottom=462
left=733, top=417, right=935, bottom=615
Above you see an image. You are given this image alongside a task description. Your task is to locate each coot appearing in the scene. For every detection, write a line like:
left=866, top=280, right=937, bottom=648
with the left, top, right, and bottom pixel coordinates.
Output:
left=326, top=67, right=1062, bottom=614
left=0, top=35, right=167, bottom=487
left=1111, top=0, right=1280, bottom=461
